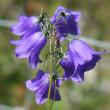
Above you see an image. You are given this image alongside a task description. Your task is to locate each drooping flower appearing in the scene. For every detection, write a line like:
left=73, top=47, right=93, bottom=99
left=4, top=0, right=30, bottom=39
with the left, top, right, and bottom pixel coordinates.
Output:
left=11, top=32, right=47, bottom=68
left=51, top=6, right=81, bottom=41
left=25, top=70, right=61, bottom=104
left=11, top=15, right=41, bottom=37
left=60, top=39, right=103, bottom=83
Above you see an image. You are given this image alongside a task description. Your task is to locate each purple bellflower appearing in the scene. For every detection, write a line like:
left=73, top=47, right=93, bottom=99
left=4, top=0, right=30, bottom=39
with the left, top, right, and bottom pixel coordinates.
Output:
left=11, top=32, right=47, bottom=68
left=51, top=6, right=81, bottom=41
left=26, top=70, right=61, bottom=104
left=11, top=15, right=47, bottom=68
left=60, top=39, right=103, bottom=83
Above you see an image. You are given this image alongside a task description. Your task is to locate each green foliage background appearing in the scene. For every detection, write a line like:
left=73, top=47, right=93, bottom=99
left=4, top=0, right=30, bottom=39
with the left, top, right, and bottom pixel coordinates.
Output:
left=0, top=0, right=110, bottom=110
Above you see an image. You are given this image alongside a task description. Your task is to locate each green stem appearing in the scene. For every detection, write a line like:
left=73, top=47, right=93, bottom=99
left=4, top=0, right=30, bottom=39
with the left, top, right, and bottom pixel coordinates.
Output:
left=48, top=39, right=53, bottom=110
left=48, top=36, right=62, bottom=110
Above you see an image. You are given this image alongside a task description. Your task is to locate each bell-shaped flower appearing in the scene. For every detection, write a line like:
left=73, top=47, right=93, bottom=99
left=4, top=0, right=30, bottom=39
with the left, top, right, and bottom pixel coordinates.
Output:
left=25, top=70, right=61, bottom=104
left=11, top=15, right=41, bottom=37
left=60, top=39, right=103, bottom=83
left=11, top=32, right=47, bottom=68
left=51, top=6, right=81, bottom=41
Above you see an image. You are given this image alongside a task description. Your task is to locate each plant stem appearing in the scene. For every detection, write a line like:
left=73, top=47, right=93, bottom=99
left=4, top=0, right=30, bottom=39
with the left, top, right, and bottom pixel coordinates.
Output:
left=48, top=38, right=53, bottom=110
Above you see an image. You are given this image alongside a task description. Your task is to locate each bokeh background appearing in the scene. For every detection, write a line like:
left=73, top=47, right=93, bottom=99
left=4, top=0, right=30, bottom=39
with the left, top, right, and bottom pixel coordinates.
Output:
left=0, top=0, right=110, bottom=110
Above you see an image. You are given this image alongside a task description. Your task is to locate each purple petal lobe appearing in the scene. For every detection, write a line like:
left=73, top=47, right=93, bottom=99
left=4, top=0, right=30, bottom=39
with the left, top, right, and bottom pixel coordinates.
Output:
left=25, top=70, right=48, bottom=91
left=11, top=15, right=41, bottom=37
left=60, top=52, right=75, bottom=78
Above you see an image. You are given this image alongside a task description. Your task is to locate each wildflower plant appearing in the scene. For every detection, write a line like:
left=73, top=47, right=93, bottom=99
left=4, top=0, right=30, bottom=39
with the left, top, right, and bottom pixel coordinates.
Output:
left=10, top=6, right=104, bottom=109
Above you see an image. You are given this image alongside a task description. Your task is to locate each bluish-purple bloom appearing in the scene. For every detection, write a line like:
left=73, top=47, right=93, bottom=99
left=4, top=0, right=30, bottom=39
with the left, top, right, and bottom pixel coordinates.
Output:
left=60, top=39, right=102, bottom=83
left=11, top=32, right=46, bottom=68
left=51, top=6, right=81, bottom=41
left=11, top=15, right=41, bottom=37
left=26, top=70, right=61, bottom=104
left=11, top=15, right=47, bottom=68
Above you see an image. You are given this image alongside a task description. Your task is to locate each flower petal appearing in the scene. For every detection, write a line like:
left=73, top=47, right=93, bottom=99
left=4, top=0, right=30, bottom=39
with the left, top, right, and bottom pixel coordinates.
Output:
left=28, top=33, right=47, bottom=68
left=69, top=39, right=98, bottom=71
left=11, top=32, right=46, bottom=68
left=25, top=70, right=49, bottom=91
left=71, top=66, right=84, bottom=83
left=35, top=83, right=48, bottom=104
left=60, top=52, right=75, bottom=78
left=11, top=15, right=41, bottom=36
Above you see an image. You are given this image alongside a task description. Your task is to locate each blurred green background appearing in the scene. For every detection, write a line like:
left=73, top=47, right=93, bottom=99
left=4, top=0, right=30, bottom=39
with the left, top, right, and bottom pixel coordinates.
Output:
left=0, top=0, right=110, bottom=110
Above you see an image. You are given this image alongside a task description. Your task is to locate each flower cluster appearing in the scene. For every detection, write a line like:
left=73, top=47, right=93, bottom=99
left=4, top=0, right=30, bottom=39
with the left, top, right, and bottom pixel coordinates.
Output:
left=11, top=6, right=103, bottom=105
